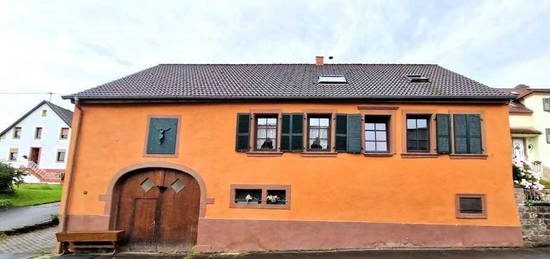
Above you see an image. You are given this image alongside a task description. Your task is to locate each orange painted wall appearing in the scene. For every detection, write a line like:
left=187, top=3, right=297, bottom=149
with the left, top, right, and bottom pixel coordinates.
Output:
left=61, top=102, right=519, bottom=227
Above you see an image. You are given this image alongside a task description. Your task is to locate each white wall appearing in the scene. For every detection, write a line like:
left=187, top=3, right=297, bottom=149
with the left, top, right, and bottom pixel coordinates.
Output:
left=0, top=103, right=71, bottom=170
left=522, top=94, right=550, bottom=169
left=510, top=113, right=534, bottom=128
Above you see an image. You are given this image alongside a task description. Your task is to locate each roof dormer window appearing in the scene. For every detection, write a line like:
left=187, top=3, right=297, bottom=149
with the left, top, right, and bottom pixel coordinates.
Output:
left=406, top=74, right=430, bottom=83
left=318, top=75, right=347, bottom=84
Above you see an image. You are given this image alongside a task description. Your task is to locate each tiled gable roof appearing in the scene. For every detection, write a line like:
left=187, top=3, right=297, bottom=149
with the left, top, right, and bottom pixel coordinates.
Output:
left=500, top=86, right=550, bottom=99
left=65, top=64, right=511, bottom=101
left=46, top=101, right=73, bottom=126
left=508, top=101, right=533, bottom=114
left=499, top=85, right=550, bottom=114
left=0, top=101, right=73, bottom=137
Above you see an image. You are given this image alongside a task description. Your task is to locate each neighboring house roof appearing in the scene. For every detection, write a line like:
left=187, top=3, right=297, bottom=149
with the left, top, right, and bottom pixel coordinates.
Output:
left=64, top=64, right=512, bottom=101
left=499, top=85, right=550, bottom=114
left=0, top=100, right=73, bottom=137
left=500, top=85, right=550, bottom=99
left=510, top=127, right=542, bottom=135
left=47, top=101, right=73, bottom=126
left=508, top=100, right=533, bottom=114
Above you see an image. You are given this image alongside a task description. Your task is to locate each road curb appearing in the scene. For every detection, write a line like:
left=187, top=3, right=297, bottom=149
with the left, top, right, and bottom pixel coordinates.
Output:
left=1, top=218, right=59, bottom=236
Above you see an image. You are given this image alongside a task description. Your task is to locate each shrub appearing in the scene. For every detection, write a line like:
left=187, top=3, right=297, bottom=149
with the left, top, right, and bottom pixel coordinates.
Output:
left=0, top=199, right=13, bottom=208
left=50, top=214, right=59, bottom=224
left=513, top=159, right=544, bottom=200
left=0, top=162, right=26, bottom=193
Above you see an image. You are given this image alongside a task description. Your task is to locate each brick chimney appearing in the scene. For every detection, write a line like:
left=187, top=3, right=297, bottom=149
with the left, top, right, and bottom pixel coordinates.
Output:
left=315, top=56, right=324, bottom=66
left=515, top=84, right=530, bottom=89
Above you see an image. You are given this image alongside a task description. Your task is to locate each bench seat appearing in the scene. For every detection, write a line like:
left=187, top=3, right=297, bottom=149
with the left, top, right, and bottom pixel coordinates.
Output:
left=56, top=230, right=124, bottom=255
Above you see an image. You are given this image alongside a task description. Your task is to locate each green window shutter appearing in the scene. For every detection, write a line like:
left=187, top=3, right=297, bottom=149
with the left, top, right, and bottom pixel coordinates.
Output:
left=546, top=128, right=550, bottom=143
left=291, top=114, right=304, bottom=151
left=453, top=114, right=483, bottom=154
left=235, top=114, right=250, bottom=152
left=281, top=114, right=291, bottom=151
left=281, top=114, right=304, bottom=152
left=467, top=114, right=482, bottom=154
left=544, top=98, right=550, bottom=112
left=346, top=114, right=362, bottom=153
left=453, top=114, right=468, bottom=154
left=436, top=114, right=451, bottom=154
left=335, top=114, right=348, bottom=152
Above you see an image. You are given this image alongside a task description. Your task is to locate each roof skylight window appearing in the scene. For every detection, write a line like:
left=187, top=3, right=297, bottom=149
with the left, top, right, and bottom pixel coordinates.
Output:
left=405, top=74, right=430, bottom=83
left=318, top=75, right=347, bottom=84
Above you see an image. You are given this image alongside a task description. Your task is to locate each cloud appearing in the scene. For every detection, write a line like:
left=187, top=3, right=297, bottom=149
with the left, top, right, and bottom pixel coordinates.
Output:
left=0, top=0, right=549, bottom=129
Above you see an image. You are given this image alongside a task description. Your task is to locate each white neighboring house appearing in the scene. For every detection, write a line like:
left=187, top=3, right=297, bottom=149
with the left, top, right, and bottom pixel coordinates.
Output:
left=500, top=85, right=550, bottom=179
left=0, top=100, right=72, bottom=183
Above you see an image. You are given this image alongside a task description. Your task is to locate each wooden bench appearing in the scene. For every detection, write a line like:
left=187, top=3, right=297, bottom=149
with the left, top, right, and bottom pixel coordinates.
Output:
left=56, top=230, right=124, bottom=255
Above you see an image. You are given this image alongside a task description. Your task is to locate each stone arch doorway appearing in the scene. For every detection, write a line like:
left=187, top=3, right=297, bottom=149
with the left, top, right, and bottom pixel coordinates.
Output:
left=110, top=167, right=200, bottom=251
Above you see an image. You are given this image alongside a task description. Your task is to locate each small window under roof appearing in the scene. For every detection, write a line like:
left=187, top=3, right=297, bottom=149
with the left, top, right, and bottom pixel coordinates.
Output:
left=405, top=74, right=430, bottom=83
left=318, top=75, right=347, bottom=84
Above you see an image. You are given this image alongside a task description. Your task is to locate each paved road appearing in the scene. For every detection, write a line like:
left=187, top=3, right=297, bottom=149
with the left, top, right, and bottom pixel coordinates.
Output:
left=0, top=202, right=59, bottom=232
left=47, top=248, right=550, bottom=258
left=0, top=226, right=56, bottom=258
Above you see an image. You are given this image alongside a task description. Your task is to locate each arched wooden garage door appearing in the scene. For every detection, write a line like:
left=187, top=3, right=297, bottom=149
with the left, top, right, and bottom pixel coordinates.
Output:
left=112, top=168, right=200, bottom=251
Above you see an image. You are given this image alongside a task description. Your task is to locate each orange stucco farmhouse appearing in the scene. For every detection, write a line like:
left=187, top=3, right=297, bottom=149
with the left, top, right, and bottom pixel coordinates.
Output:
left=59, top=57, right=522, bottom=252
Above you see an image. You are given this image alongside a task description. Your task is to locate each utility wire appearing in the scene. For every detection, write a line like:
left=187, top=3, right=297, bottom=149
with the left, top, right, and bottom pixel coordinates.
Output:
left=0, top=92, right=56, bottom=101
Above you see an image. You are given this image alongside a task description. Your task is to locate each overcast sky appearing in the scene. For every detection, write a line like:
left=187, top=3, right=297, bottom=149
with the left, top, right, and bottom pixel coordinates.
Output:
left=1, top=0, right=549, bottom=129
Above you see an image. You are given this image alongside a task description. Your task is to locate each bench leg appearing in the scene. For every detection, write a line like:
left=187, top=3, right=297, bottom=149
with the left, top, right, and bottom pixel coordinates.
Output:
left=112, top=241, right=118, bottom=256
left=60, top=242, right=69, bottom=255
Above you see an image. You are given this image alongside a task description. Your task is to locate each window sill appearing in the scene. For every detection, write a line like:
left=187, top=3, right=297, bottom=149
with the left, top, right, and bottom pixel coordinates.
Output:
left=456, top=214, right=487, bottom=219
left=449, top=154, right=488, bottom=160
left=300, top=152, right=338, bottom=157
left=363, top=152, right=394, bottom=157
left=230, top=204, right=290, bottom=210
left=401, top=153, right=439, bottom=158
left=246, top=152, right=283, bottom=157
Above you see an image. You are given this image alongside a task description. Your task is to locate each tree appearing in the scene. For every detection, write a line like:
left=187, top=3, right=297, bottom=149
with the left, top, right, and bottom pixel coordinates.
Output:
left=0, top=162, right=26, bottom=193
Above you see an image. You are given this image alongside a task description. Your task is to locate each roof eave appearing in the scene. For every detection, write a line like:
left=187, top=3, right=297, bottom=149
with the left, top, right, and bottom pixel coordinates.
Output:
left=63, top=94, right=515, bottom=103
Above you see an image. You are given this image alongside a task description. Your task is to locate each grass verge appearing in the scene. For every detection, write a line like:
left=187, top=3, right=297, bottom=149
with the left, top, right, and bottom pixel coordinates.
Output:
left=0, top=183, right=62, bottom=208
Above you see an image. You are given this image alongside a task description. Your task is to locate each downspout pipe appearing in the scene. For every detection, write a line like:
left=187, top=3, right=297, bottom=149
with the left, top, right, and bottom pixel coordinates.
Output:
left=59, top=97, right=83, bottom=233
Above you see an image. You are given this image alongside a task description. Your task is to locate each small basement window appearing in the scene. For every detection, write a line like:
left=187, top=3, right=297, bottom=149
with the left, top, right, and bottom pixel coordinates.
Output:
left=234, top=189, right=262, bottom=204
left=318, top=75, right=347, bottom=84
left=456, top=194, right=486, bottom=219
left=266, top=189, right=287, bottom=205
left=405, top=74, right=430, bottom=83
left=230, top=185, right=291, bottom=209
